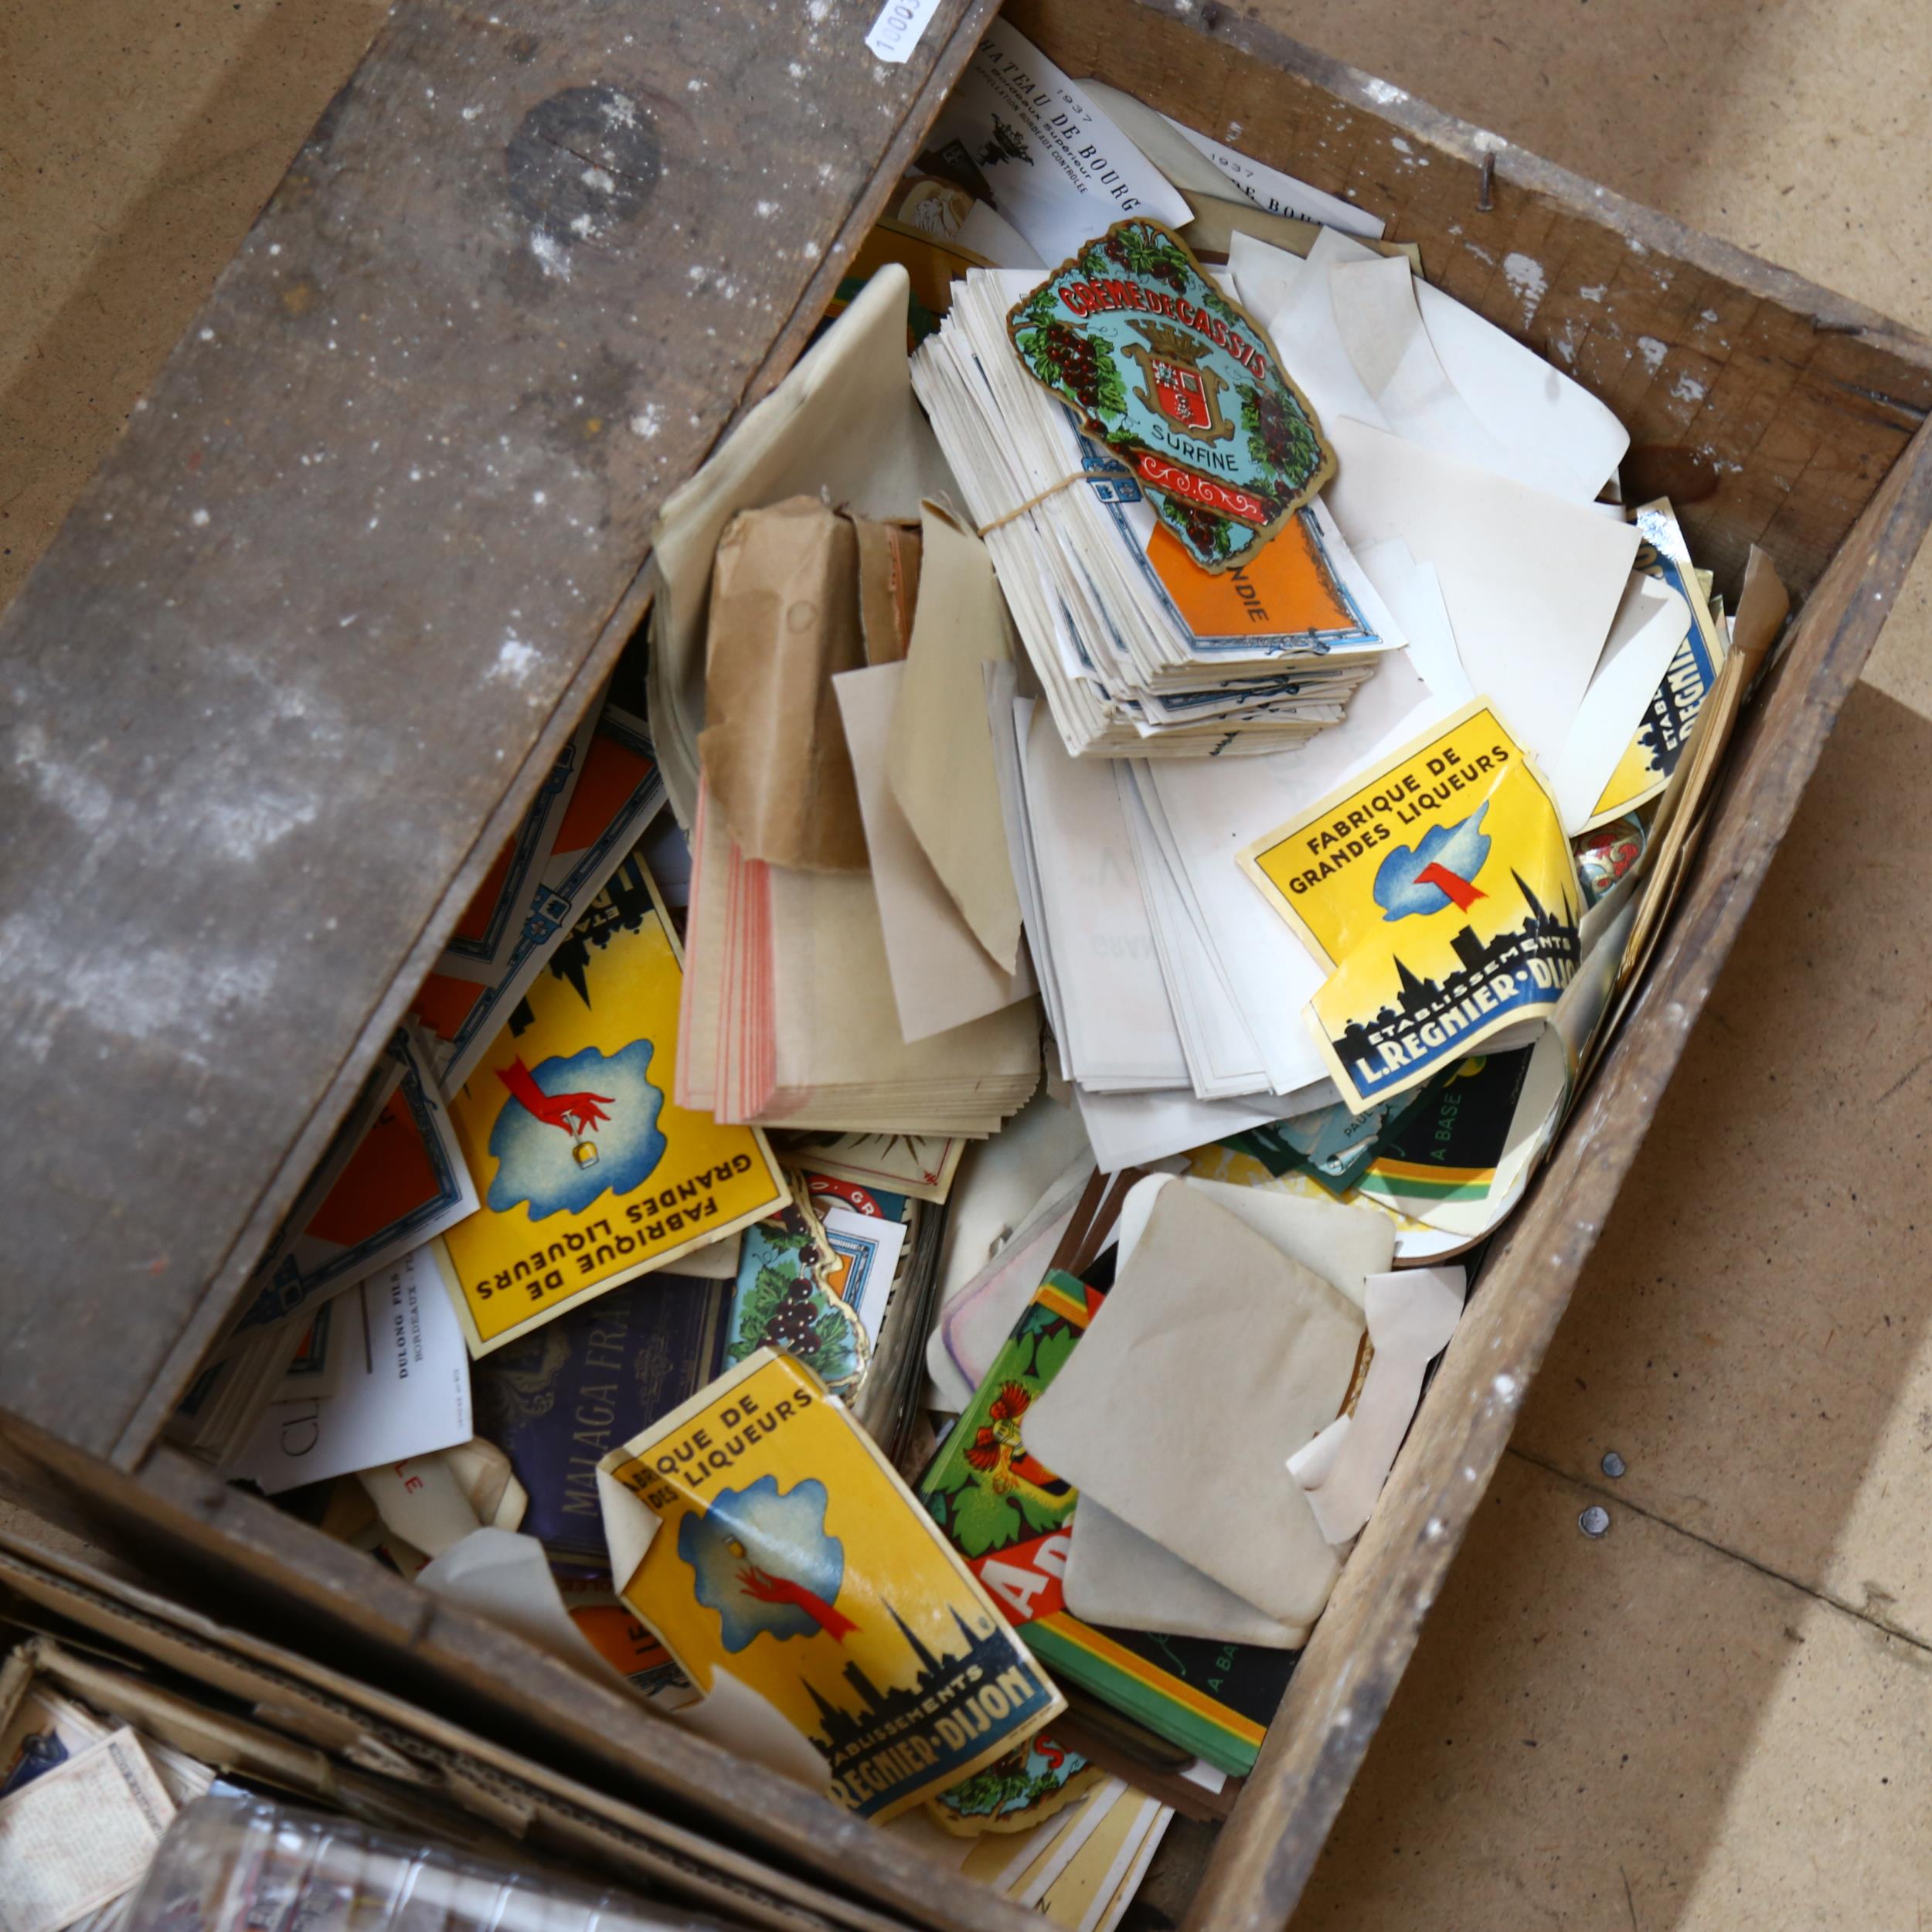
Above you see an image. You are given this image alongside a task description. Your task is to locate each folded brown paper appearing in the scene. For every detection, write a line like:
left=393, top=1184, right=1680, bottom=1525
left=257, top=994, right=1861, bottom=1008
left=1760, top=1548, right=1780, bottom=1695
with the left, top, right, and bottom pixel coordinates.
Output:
left=699, top=497, right=873, bottom=872
left=887, top=504, right=1025, bottom=974
left=854, top=515, right=923, bottom=667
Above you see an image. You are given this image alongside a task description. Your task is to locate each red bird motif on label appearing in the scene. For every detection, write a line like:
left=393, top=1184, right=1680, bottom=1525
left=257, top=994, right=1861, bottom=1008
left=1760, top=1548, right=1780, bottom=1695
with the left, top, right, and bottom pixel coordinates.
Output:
left=736, top=1564, right=858, bottom=1642
left=1413, top=861, right=1486, bottom=913
left=496, top=1054, right=614, bottom=1138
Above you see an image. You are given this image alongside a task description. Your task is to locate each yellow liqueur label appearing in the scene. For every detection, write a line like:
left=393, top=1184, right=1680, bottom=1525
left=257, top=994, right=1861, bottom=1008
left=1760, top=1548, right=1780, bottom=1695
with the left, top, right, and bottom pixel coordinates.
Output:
left=1240, top=700, right=1584, bottom=1111
left=439, top=850, right=786, bottom=1355
left=600, top=1350, right=1063, bottom=1820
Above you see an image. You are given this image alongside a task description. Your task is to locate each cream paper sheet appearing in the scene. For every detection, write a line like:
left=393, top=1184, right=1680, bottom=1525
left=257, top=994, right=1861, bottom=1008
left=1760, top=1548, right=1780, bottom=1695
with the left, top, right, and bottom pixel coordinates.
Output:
left=1063, top=1499, right=1311, bottom=1648
left=885, top=505, right=1024, bottom=974
left=835, top=661, right=1031, bottom=1043
left=1025, top=1179, right=1363, bottom=1624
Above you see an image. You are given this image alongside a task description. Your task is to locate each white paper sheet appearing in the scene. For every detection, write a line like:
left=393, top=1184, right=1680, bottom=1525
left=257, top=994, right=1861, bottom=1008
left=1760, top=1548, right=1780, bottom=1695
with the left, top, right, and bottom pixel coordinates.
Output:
left=992, top=685, right=1070, bottom=1073
left=934, top=1087, right=1093, bottom=1311
left=1047, top=1789, right=1170, bottom=1932
left=1269, top=226, right=1627, bottom=502
left=930, top=1175, right=1086, bottom=1406
left=1321, top=417, right=1638, bottom=776
left=1168, top=119, right=1386, bottom=237
left=1074, top=1084, right=1323, bottom=1172
left=1117, top=767, right=1269, bottom=1100
left=1141, top=646, right=1454, bottom=1093
left=1073, top=81, right=1250, bottom=209
left=865, top=0, right=941, bottom=64
left=1026, top=1180, right=1362, bottom=1622
left=1023, top=709, right=1188, bottom=1090
left=1287, top=1265, right=1464, bottom=1543
left=359, top=1443, right=512, bottom=1560
left=1227, top=232, right=1308, bottom=333
left=673, top=1233, right=742, bottom=1281
left=1064, top=1499, right=1309, bottom=1648
left=1180, top=1175, right=1394, bottom=1307
left=418, top=1527, right=604, bottom=1664
left=232, top=1248, right=471, bottom=1495
left=1354, top=539, right=1473, bottom=711
left=1328, top=254, right=1594, bottom=500
left=1550, top=570, right=1689, bottom=832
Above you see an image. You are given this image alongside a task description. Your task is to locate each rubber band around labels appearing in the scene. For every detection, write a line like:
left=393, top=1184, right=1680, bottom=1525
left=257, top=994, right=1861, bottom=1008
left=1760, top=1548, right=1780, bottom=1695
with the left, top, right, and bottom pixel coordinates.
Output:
left=975, top=472, right=1087, bottom=537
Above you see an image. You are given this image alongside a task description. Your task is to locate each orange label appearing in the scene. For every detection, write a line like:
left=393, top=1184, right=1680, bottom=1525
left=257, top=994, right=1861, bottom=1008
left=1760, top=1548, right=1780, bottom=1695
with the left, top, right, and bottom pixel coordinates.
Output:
left=572, top=1604, right=672, bottom=1680
left=1147, top=512, right=1352, bottom=639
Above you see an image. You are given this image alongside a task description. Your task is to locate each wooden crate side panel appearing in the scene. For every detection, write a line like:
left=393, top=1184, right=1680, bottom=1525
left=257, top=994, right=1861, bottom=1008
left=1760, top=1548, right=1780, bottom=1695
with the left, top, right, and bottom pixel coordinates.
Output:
left=0, top=0, right=995, bottom=1466
left=0, top=1425, right=1036, bottom=1932
left=1009, top=0, right=1932, bottom=600
left=1185, top=419, right=1932, bottom=1932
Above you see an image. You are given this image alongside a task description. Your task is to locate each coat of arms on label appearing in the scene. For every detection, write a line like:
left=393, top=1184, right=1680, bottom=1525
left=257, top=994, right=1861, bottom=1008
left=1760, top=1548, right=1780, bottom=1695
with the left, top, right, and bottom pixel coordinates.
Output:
left=1007, top=218, right=1332, bottom=573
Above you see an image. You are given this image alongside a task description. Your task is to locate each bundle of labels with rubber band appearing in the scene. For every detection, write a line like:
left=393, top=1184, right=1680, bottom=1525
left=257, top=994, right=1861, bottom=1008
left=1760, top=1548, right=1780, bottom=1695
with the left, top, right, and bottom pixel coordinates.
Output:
left=913, top=262, right=1406, bottom=758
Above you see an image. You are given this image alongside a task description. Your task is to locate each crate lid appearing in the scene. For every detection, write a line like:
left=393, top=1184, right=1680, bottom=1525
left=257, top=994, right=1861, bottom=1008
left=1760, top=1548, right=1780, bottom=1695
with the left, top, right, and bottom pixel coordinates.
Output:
left=0, top=0, right=993, bottom=1465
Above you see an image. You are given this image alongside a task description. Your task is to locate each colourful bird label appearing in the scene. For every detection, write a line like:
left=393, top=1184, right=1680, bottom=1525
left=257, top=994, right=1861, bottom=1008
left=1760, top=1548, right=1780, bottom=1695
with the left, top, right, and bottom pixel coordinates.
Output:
left=1240, top=700, right=1584, bottom=1112
left=598, top=1349, right=1063, bottom=1821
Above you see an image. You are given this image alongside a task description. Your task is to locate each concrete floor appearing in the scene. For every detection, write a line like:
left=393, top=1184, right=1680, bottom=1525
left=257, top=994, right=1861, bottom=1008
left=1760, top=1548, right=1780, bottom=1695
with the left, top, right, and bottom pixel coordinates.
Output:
left=5, top=0, right=1929, bottom=1922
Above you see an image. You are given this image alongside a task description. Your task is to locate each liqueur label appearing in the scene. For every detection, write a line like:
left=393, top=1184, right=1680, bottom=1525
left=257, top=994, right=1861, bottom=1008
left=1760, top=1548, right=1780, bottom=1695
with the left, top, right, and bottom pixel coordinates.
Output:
left=1008, top=218, right=1332, bottom=572
left=1241, top=701, right=1585, bottom=1111
left=599, top=1350, right=1062, bottom=1821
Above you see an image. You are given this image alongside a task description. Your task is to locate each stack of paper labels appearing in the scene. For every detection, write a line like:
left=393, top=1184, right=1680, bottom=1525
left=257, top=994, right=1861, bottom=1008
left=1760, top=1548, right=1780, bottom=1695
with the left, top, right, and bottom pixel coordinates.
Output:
left=899, top=18, right=1418, bottom=762
left=983, top=206, right=1685, bottom=1154
left=888, top=1767, right=1175, bottom=1932
left=913, top=268, right=1409, bottom=758
left=679, top=788, right=1038, bottom=1134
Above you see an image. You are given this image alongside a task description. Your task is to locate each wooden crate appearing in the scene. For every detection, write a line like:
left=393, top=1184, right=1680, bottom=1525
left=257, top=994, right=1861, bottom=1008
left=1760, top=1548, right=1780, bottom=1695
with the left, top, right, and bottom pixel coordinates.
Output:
left=0, top=1480, right=969, bottom=1930
left=2, top=0, right=1928, bottom=1927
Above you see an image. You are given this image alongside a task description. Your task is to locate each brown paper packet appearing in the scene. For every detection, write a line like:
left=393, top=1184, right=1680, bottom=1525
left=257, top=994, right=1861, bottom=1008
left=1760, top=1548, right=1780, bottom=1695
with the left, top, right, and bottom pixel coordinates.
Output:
left=699, top=496, right=869, bottom=871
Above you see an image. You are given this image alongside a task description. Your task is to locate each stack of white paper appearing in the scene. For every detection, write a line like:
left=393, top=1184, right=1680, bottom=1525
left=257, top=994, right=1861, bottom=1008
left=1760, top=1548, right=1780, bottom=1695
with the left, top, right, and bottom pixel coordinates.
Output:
left=1070, top=230, right=1672, bottom=1134
left=1229, top=227, right=1672, bottom=829
left=993, top=689, right=1338, bottom=1166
